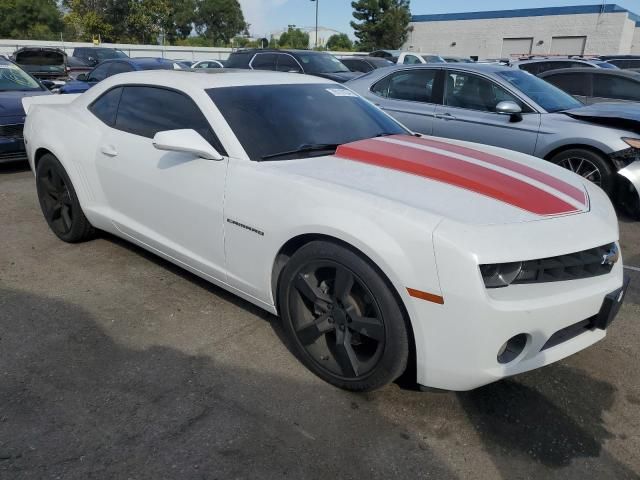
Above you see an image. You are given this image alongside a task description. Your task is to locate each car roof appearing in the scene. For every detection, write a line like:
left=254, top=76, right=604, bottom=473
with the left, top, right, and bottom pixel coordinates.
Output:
left=99, top=57, right=174, bottom=67
left=538, top=67, right=640, bottom=78
left=97, top=69, right=335, bottom=90
left=14, top=46, right=65, bottom=53
left=76, top=47, right=121, bottom=51
left=233, top=48, right=327, bottom=55
left=512, top=58, right=594, bottom=65
left=382, top=63, right=513, bottom=73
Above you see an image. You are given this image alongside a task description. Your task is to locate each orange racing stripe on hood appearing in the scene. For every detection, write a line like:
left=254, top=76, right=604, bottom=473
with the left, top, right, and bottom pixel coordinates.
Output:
left=335, top=137, right=580, bottom=216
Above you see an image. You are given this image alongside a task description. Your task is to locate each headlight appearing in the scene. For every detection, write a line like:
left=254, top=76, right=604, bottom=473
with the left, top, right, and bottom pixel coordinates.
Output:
left=479, top=262, right=523, bottom=288
left=622, top=137, right=640, bottom=149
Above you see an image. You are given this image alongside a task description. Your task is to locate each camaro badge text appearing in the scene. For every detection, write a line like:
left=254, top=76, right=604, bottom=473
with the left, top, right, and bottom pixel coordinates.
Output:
left=227, top=218, right=264, bottom=236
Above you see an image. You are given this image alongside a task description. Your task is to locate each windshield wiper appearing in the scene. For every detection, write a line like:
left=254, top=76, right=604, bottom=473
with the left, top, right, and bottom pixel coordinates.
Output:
left=261, top=143, right=341, bottom=161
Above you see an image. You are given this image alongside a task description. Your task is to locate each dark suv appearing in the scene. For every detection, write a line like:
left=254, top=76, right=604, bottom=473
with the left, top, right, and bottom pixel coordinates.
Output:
left=72, top=47, right=128, bottom=67
left=225, top=49, right=359, bottom=83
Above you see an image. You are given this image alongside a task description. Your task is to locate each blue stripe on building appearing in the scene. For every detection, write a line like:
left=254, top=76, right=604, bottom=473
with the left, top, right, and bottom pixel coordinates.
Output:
left=411, top=4, right=640, bottom=26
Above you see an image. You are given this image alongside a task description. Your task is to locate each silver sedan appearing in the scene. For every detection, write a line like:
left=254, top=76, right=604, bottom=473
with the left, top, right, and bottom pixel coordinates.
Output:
left=347, top=63, right=640, bottom=213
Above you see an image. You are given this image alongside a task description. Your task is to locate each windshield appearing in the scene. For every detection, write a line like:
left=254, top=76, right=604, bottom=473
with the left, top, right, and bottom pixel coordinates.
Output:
left=207, top=84, right=407, bottom=161
left=15, top=50, right=64, bottom=72
left=595, top=61, right=618, bottom=69
left=297, top=53, right=350, bottom=74
left=95, top=49, right=128, bottom=61
left=497, top=70, right=582, bottom=112
left=422, top=55, right=445, bottom=63
left=0, top=63, right=41, bottom=91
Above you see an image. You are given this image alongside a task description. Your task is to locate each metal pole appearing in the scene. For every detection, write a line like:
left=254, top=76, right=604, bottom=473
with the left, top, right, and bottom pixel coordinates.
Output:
left=315, top=0, right=319, bottom=49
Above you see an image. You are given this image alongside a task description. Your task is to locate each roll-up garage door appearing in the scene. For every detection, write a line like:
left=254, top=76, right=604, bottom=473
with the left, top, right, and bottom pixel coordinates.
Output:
left=551, top=36, right=587, bottom=55
left=502, top=38, right=533, bottom=57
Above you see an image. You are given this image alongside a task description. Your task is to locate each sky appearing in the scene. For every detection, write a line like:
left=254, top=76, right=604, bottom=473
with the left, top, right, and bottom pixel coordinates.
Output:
left=238, top=0, right=640, bottom=38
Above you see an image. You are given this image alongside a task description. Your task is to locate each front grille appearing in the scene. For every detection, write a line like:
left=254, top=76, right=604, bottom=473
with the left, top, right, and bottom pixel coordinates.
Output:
left=0, top=123, right=24, bottom=140
left=513, top=243, right=616, bottom=285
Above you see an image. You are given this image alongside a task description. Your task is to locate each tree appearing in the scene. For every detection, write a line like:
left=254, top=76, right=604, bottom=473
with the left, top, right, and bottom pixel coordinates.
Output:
left=0, top=0, right=63, bottom=40
left=277, top=27, right=309, bottom=49
left=63, top=0, right=120, bottom=42
left=126, top=0, right=171, bottom=44
left=351, top=0, right=412, bottom=51
left=194, top=0, right=247, bottom=46
left=326, top=33, right=353, bottom=51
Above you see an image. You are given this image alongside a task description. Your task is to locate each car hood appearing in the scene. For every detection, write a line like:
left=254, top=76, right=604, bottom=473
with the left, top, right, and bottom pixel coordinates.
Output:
left=0, top=90, right=50, bottom=121
left=563, top=103, right=640, bottom=133
left=311, top=71, right=361, bottom=83
left=268, top=135, right=591, bottom=225
left=59, top=80, right=92, bottom=94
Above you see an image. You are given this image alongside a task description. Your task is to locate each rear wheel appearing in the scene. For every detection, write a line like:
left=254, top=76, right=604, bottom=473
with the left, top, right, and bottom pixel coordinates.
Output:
left=549, top=148, right=614, bottom=195
left=36, top=154, right=94, bottom=243
left=278, top=241, right=409, bottom=392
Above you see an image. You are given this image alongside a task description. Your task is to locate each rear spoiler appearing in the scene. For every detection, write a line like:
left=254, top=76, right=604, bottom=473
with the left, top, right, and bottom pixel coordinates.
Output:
left=22, top=94, right=80, bottom=115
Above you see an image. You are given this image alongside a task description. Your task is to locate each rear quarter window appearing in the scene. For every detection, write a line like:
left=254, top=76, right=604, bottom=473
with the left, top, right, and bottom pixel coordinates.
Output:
left=88, top=87, right=123, bottom=126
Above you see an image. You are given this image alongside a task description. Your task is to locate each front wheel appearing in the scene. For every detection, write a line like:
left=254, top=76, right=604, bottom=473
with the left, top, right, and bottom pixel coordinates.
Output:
left=36, top=153, right=95, bottom=243
left=278, top=241, right=409, bottom=392
left=549, top=148, right=614, bottom=196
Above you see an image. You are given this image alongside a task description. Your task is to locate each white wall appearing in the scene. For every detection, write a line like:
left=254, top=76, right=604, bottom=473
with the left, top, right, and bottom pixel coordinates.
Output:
left=632, top=26, right=640, bottom=54
left=405, top=12, right=634, bottom=59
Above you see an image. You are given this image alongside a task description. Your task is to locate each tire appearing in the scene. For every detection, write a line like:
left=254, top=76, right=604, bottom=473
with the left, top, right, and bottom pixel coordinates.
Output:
left=278, top=240, right=409, bottom=392
left=36, top=153, right=95, bottom=243
left=549, top=148, right=615, bottom=196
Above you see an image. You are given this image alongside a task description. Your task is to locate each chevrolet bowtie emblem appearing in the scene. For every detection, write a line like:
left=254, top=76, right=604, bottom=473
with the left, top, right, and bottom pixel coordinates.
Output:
left=602, top=245, right=620, bottom=266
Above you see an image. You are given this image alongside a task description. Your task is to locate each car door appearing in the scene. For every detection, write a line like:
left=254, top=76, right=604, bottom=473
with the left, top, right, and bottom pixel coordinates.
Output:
left=432, top=70, right=541, bottom=155
left=369, top=68, right=442, bottom=135
left=93, top=85, right=229, bottom=281
left=591, top=73, right=640, bottom=103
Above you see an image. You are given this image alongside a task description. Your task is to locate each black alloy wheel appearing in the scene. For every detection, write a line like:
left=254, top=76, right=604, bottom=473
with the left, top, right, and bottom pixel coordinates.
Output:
left=38, top=162, right=74, bottom=236
left=36, top=154, right=94, bottom=243
left=279, top=241, right=409, bottom=392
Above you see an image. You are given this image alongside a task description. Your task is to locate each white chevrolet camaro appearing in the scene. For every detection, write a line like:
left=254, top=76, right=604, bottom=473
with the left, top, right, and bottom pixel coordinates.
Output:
left=23, top=71, right=629, bottom=392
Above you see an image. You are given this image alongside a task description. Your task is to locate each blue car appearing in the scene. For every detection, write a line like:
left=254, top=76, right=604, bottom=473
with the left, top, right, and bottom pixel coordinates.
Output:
left=0, top=58, right=50, bottom=163
left=59, top=57, right=177, bottom=94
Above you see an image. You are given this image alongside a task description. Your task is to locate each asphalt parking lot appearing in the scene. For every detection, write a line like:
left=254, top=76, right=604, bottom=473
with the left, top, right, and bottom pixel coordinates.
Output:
left=1, top=160, right=639, bottom=480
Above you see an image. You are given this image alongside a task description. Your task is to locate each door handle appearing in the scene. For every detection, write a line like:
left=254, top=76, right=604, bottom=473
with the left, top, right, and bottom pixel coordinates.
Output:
left=100, top=145, right=118, bottom=157
left=435, top=113, right=457, bottom=121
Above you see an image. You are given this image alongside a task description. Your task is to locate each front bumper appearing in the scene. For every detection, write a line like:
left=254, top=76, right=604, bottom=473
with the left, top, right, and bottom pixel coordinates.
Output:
left=408, top=203, right=622, bottom=391
left=618, top=160, right=640, bottom=213
left=411, top=255, right=625, bottom=391
left=0, top=136, right=27, bottom=163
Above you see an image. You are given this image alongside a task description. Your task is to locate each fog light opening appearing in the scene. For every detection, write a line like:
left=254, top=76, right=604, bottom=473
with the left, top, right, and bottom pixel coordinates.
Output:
left=497, top=334, right=528, bottom=364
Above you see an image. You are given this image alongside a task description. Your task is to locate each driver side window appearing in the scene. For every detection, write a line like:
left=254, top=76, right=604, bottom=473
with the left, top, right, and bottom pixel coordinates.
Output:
left=403, top=55, right=421, bottom=65
left=88, top=63, right=110, bottom=82
left=445, top=72, right=528, bottom=113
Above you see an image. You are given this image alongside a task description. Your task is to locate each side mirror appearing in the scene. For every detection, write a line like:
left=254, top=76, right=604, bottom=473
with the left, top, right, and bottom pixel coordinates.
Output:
left=152, top=129, right=224, bottom=161
left=41, top=80, right=56, bottom=90
left=496, top=100, right=523, bottom=122
left=76, top=73, right=88, bottom=81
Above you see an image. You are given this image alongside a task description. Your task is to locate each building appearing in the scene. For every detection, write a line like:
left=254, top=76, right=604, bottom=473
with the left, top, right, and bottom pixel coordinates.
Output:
left=271, top=26, right=344, bottom=49
left=404, top=4, right=640, bottom=59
